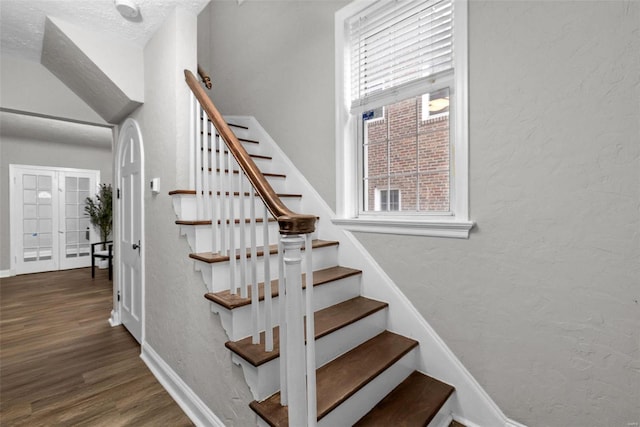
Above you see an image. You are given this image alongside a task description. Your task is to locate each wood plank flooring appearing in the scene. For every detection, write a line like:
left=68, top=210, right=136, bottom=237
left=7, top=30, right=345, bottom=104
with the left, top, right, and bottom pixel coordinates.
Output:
left=0, top=268, right=193, bottom=426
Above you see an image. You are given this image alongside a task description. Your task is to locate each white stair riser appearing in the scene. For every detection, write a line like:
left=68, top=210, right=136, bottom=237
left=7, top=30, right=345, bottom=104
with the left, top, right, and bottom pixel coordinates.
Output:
left=317, top=349, right=418, bottom=427
left=179, top=223, right=285, bottom=253
left=210, top=274, right=361, bottom=341
left=204, top=174, right=288, bottom=195
left=194, top=244, right=339, bottom=293
left=231, top=307, right=388, bottom=400
left=172, top=194, right=303, bottom=222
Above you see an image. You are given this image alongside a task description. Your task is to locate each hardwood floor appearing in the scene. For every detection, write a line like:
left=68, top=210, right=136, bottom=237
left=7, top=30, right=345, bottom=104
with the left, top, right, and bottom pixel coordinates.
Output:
left=0, top=268, right=193, bottom=426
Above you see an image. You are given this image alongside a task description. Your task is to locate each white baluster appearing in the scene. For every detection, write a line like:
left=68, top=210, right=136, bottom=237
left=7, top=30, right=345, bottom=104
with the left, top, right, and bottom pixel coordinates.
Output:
left=282, top=235, right=307, bottom=426
left=210, top=125, right=218, bottom=254
left=219, top=135, right=227, bottom=255
left=238, top=175, right=248, bottom=299
left=201, top=108, right=211, bottom=218
left=305, top=233, right=317, bottom=426
left=195, top=104, right=203, bottom=219
left=228, top=155, right=237, bottom=294
left=250, top=191, right=259, bottom=345
left=263, top=205, right=273, bottom=352
left=278, top=239, right=287, bottom=405
left=189, top=93, right=195, bottom=190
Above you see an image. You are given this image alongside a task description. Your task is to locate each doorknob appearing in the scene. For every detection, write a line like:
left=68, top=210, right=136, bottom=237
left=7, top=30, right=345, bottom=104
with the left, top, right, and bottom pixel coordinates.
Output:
left=132, top=240, right=141, bottom=254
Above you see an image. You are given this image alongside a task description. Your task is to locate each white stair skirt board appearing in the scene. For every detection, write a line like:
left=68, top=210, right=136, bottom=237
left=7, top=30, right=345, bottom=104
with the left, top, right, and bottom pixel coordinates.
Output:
left=223, top=115, right=526, bottom=427
left=230, top=306, right=387, bottom=400
left=141, top=343, right=225, bottom=427
left=209, top=272, right=361, bottom=342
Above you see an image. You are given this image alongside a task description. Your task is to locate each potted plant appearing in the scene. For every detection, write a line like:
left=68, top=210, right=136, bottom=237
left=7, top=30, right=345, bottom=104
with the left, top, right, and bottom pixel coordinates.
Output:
left=85, top=183, right=113, bottom=250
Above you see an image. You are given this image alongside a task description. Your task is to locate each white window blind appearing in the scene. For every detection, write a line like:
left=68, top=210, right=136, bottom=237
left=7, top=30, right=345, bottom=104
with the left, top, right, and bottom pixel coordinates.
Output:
left=349, top=0, right=454, bottom=108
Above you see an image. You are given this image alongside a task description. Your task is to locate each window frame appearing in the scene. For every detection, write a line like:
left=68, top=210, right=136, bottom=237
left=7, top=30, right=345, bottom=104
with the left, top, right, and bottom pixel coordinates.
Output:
left=334, top=0, right=473, bottom=238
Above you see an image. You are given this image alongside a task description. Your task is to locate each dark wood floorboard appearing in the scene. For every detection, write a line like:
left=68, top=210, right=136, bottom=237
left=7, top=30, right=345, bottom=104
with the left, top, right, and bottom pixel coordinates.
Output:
left=0, top=268, right=193, bottom=426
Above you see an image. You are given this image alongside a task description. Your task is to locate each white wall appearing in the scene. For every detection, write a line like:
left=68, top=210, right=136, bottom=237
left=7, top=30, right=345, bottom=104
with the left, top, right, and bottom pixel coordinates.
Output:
left=203, top=1, right=640, bottom=426
left=128, top=8, right=254, bottom=425
left=203, top=0, right=347, bottom=210
left=0, top=55, right=107, bottom=125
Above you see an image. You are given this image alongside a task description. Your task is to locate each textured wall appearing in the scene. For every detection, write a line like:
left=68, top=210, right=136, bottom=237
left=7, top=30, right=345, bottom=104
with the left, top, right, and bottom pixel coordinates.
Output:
left=0, top=55, right=107, bottom=124
left=131, top=8, right=254, bottom=425
left=203, top=1, right=640, bottom=426
left=359, top=2, right=640, bottom=425
left=204, top=0, right=350, bottom=211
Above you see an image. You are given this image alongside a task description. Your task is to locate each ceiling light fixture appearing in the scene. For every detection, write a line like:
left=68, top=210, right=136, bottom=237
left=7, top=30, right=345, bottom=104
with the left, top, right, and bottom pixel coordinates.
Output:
left=115, top=0, right=139, bottom=19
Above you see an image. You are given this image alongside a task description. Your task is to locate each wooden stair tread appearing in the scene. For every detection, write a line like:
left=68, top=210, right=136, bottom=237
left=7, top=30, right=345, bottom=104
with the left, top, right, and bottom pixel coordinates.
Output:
left=175, top=218, right=277, bottom=226
left=354, top=371, right=455, bottom=427
left=168, top=190, right=302, bottom=198
left=203, top=132, right=260, bottom=144
left=450, top=421, right=466, bottom=427
left=249, top=331, right=418, bottom=425
left=208, top=148, right=272, bottom=160
left=225, top=296, right=387, bottom=366
left=191, top=239, right=338, bottom=264
left=208, top=168, right=286, bottom=178
left=226, top=122, right=248, bottom=130
left=205, top=265, right=360, bottom=310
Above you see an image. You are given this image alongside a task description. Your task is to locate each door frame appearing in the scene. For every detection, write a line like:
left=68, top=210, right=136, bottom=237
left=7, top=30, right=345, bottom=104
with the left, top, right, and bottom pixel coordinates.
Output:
left=109, top=118, right=145, bottom=346
left=9, top=164, right=101, bottom=275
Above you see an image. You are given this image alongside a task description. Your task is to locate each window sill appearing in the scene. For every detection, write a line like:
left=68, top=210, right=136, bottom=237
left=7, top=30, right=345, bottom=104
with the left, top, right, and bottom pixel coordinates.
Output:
left=331, top=217, right=475, bottom=239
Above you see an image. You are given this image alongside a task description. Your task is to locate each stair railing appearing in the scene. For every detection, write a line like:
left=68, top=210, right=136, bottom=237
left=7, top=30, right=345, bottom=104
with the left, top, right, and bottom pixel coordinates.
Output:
left=185, top=69, right=317, bottom=426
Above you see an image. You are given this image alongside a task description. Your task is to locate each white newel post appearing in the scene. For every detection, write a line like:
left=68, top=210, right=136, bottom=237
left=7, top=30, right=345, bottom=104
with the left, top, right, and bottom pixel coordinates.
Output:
left=281, top=234, right=308, bottom=427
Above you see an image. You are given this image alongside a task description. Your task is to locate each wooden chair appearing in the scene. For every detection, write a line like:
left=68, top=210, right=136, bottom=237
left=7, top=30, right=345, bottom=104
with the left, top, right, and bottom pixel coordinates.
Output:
left=91, top=241, right=113, bottom=280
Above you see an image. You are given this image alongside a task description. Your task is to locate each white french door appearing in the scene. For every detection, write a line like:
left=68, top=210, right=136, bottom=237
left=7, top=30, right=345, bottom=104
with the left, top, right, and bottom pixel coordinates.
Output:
left=10, top=165, right=100, bottom=275
left=59, top=171, right=98, bottom=270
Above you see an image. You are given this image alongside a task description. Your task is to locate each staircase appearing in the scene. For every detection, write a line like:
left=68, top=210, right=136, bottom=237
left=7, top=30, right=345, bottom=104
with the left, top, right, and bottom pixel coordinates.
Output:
left=168, top=70, right=519, bottom=427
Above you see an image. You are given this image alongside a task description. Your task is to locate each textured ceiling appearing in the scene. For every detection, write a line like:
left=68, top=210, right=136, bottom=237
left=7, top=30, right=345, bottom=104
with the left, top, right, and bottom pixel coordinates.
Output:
left=0, top=0, right=210, bottom=61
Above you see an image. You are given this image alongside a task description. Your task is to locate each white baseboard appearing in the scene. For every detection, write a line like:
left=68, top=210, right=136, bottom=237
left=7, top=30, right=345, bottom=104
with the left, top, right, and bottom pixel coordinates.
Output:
left=141, top=343, right=226, bottom=427
left=505, top=418, right=528, bottom=427
left=0, top=269, right=15, bottom=278
left=453, top=415, right=528, bottom=427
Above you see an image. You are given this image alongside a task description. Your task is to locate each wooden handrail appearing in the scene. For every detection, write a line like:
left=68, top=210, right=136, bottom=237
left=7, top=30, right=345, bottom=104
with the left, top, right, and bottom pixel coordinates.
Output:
left=197, top=64, right=212, bottom=90
left=184, top=69, right=316, bottom=235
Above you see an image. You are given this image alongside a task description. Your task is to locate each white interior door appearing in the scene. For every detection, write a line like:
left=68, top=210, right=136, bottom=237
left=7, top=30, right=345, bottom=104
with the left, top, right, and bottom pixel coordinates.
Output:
left=118, top=119, right=143, bottom=343
left=11, top=167, right=59, bottom=275
left=10, top=165, right=101, bottom=275
left=59, top=171, right=97, bottom=270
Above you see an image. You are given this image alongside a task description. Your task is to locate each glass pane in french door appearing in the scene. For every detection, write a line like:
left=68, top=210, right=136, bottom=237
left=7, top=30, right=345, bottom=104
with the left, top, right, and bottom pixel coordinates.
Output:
left=22, top=173, right=54, bottom=263
left=60, top=173, right=95, bottom=269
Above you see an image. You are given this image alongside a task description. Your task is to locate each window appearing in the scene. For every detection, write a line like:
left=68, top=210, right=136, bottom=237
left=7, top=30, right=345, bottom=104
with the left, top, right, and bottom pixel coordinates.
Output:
left=376, top=189, right=401, bottom=211
left=334, top=0, right=473, bottom=238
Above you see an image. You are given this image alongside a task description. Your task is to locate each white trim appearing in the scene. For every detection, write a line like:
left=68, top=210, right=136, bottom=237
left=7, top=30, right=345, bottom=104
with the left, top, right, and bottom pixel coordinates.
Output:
left=332, top=217, right=474, bottom=238
left=335, top=0, right=471, bottom=236
left=108, top=309, right=121, bottom=326
left=505, top=418, right=529, bottom=427
left=141, top=343, right=226, bottom=427
left=451, top=415, right=528, bottom=427
left=0, top=269, right=15, bottom=278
